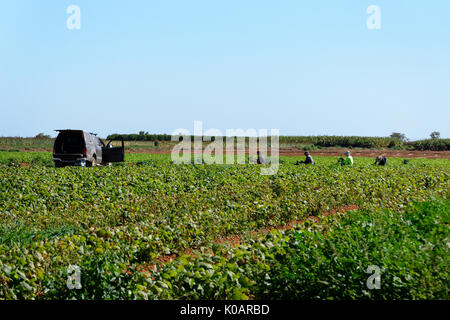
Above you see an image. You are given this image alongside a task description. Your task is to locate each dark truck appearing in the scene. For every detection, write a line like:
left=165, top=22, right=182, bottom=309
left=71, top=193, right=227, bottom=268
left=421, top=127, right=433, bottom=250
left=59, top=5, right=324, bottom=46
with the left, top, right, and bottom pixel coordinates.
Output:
left=53, top=130, right=124, bottom=167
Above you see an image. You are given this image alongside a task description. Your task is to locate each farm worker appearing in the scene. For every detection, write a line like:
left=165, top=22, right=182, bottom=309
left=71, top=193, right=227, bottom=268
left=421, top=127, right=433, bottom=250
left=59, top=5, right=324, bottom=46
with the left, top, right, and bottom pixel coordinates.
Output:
left=375, top=155, right=387, bottom=166
left=341, top=150, right=353, bottom=166
left=257, top=151, right=266, bottom=164
left=299, top=151, right=314, bottom=164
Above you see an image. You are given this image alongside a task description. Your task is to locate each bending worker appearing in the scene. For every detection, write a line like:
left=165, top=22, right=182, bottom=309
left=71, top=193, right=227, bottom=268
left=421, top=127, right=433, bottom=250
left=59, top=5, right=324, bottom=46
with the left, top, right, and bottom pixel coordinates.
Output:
left=299, top=151, right=314, bottom=164
left=257, top=151, right=266, bottom=164
left=374, top=155, right=387, bottom=166
left=340, top=150, right=353, bottom=166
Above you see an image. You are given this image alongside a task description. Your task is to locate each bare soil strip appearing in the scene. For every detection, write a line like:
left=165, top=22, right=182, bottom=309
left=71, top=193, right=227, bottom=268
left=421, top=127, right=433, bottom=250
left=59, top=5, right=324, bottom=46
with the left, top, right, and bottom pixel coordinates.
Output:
left=279, top=148, right=450, bottom=159
left=128, top=148, right=450, bottom=159
left=139, top=204, right=360, bottom=274
left=4, top=146, right=449, bottom=159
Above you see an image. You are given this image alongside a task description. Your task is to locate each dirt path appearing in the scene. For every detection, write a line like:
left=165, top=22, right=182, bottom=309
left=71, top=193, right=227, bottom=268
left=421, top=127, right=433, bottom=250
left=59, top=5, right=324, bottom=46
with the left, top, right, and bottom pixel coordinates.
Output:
left=5, top=146, right=449, bottom=159
left=279, top=148, right=450, bottom=159
left=128, top=148, right=450, bottom=159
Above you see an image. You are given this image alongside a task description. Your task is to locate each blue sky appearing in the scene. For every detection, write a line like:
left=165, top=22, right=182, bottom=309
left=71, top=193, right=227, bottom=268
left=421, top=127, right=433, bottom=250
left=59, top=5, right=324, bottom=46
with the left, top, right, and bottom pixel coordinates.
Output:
left=0, top=1, right=449, bottom=139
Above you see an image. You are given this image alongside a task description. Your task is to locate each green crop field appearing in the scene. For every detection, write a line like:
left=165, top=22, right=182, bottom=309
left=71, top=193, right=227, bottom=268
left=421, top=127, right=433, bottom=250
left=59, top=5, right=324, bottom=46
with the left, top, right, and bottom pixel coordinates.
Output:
left=0, top=151, right=449, bottom=299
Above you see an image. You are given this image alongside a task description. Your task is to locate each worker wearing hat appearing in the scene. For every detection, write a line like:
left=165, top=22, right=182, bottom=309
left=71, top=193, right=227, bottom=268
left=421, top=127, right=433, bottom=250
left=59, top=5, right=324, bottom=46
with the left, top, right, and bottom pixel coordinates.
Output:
left=341, top=150, right=353, bottom=166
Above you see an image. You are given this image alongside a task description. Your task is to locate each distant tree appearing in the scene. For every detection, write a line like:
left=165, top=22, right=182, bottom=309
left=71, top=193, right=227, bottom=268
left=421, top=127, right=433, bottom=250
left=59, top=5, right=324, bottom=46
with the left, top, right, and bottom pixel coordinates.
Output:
left=35, top=133, right=50, bottom=139
left=430, top=131, right=441, bottom=140
left=390, top=132, right=407, bottom=142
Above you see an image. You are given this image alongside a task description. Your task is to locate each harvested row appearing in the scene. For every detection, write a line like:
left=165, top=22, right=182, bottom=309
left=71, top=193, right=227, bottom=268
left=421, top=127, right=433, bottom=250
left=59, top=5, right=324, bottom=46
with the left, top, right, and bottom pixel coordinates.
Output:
left=143, top=199, right=449, bottom=300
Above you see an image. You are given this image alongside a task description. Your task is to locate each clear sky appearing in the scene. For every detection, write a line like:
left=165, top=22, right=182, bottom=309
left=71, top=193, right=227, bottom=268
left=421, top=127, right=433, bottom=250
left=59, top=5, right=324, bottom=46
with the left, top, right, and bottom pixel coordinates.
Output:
left=1, top=1, right=449, bottom=139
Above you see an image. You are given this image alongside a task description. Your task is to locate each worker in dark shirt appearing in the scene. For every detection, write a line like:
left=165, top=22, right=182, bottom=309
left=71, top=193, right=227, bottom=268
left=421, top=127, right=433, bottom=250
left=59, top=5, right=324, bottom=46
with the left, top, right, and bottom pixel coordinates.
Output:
left=300, top=151, right=314, bottom=164
left=257, top=151, right=266, bottom=164
left=374, top=155, right=387, bottom=166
